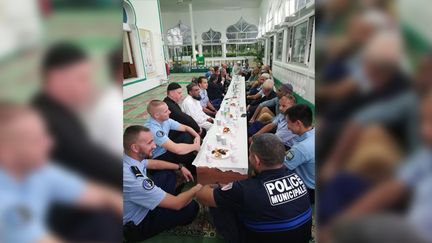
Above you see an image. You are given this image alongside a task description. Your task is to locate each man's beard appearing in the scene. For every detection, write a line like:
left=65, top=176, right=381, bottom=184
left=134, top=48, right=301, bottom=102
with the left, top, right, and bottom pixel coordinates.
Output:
left=139, top=152, right=151, bottom=160
left=192, top=95, right=202, bottom=101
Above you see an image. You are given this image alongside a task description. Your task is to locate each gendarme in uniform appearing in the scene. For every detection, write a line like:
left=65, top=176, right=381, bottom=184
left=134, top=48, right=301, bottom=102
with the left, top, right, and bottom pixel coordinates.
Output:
left=0, top=165, right=85, bottom=243
left=123, top=154, right=165, bottom=226
left=144, top=117, right=181, bottom=158
left=285, top=128, right=315, bottom=190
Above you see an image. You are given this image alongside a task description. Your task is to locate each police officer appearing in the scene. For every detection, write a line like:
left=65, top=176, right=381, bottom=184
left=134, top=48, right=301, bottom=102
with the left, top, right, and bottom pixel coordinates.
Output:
left=196, top=134, right=312, bottom=243
left=0, top=104, right=122, bottom=243
left=145, top=100, right=201, bottom=173
left=284, top=104, right=315, bottom=203
left=123, top=125, right=202, bottom=242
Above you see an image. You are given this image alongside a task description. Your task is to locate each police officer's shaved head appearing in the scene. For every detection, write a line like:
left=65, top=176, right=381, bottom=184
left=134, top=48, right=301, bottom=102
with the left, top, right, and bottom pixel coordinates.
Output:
left=0, top=103, right=53, bottom=170
left=147, top=100, right=166, bottom=116
left=250, top=134, right=286, bottom=167
left=123, top=125, right=150, bottom=151
left=0, top=103, right=37, bottom=141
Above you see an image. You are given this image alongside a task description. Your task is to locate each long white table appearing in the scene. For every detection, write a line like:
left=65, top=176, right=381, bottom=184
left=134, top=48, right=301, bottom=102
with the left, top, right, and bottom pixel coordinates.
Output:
left=193, top=76, right=249, bottom=177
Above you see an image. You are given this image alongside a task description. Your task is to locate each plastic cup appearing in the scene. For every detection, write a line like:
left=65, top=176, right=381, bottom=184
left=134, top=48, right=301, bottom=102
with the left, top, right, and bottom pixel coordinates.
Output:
left=216, top=133, right=222, bottom=142
left=221, top=136, right=227, bottom=146
left=216, top=119, right=222, bottom=126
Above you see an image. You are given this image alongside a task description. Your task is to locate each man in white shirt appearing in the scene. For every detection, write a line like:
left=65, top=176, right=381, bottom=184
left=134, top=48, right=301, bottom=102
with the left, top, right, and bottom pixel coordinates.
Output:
left=86, top=48, right=123, bottom=156
left=182, top=83, right=214, bottom=131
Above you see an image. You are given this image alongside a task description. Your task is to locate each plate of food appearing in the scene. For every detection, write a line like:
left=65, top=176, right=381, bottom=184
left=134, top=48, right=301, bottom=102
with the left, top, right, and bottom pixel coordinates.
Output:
left=221, top=126, right=232, bottom=134
left=211, top=148, right=230, bottom=159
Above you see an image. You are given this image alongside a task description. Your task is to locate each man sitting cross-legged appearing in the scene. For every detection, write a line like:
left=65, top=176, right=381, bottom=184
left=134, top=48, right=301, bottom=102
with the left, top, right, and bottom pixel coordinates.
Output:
left=145, top=100, right=201, bottom=174
left=123, top=125, right=202, bottom=242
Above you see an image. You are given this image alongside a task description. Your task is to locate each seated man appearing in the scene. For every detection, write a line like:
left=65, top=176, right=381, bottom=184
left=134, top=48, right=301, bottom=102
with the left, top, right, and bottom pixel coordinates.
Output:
left=182, top=83, right=214, bottom=131
left=247, top=79, right=277, bottom=120
left=196, top=134, right=312, bottom=243
left=0, top=104, right=122, bottom=243
left=163, top=82, right=206, bottom=139
left=145, top=100, right=201, bottom=173
left=197, top=76, right=218, bottom=116
left=205, top=66, right=214, bottom=80
left=249, top=83, right=294, bottom=124
left=207, top=73, right=224, bottom=110
left=284, top=104, right=315, bottom=203
left=249, top=94, right=297, bottom=149
left=123, top=125, right=202, bottom=241
left=247, top=73, right=269, bottom=97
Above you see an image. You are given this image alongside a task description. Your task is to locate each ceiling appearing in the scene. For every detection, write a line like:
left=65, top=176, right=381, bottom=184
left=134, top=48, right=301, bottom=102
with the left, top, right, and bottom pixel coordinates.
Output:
left=159, top=0, right=262, bottom=12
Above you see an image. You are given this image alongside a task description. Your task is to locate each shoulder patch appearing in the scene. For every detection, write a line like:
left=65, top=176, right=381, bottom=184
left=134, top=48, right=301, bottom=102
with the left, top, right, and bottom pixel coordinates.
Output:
left=156, top=130, right=165, bottom=137
left=221, top=182, right=233, bottom=191
left=130, top=166, right=143, bottom=178
left=142, top=178, right=155, bottom=190
left=286, top=150, right=294, bottom=160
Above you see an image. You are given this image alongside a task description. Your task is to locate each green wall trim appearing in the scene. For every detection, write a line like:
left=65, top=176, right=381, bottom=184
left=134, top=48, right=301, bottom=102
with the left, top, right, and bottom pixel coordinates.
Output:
left=273, top=77, right=315, bottom=112
left=123, top=78, right=147, bottom=86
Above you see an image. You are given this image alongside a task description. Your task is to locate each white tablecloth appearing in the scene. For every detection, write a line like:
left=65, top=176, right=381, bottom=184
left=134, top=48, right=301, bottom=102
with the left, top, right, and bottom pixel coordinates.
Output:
left=192, top=76, right=248, bottom=175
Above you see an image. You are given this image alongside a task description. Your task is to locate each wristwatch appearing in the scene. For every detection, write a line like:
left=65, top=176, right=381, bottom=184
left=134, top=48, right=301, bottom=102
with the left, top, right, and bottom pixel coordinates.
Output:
left=178, top=163, right=184, bottom=171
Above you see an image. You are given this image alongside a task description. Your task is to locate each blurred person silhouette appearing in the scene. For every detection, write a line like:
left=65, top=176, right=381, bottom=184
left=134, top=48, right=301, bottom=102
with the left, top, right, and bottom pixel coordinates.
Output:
left=330, top=214, right=428, bottom=243
left=320, top=90, right=432, bottom=243
left=31, top=42, right=122, bottom=241
left=321, top=52, right=432, bottom=181
left=85, top=47, right=123, bottom=156
left=0, top=103, right=122, bottom=243
left=317, top=31, right=409, bottom=164
left=317, top=9, right=394, bottom=110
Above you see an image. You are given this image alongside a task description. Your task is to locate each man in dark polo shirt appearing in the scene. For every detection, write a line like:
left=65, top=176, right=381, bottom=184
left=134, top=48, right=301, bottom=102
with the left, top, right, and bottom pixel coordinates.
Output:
left=196, top=134, right=312, bottom=243
left=163, top=82, right=206, bottom=139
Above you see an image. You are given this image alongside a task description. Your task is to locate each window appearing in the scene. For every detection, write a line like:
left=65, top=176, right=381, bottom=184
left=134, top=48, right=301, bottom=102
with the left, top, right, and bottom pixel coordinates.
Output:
left=202, top=28, right=221, bottom=44
left=291, top=21, right=308, bottom=64
left=226, top=17, right=258, bottom=43
left=276, top=31, right=283, bottom=61
left=286, top=27, right=293, bottom=63
left=226, top=43, right=258, bottom=57
left=307, top=16, right=315, bottom=63
left=202, top=45, right=222, bottom=57
left=166, top=21, right=192, bottom=46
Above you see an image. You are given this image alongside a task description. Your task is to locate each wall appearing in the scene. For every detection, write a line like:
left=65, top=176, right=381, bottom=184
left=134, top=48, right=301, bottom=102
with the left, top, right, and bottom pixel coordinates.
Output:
left=161, top=8, right=259, bottom=44
left=123, top=0, right=167, bottom=100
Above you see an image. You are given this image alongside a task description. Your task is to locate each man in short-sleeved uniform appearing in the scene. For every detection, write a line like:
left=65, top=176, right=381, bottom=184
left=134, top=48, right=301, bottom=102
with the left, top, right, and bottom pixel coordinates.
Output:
left=145, top=100, right=201, bottom=173
left=284, top=104, right=315, bottom=203
left=196, top=134, right=312, bottom=243
left=0, top=105, right=122, bottom=243
left=122, top=125, right=202, bottom=241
